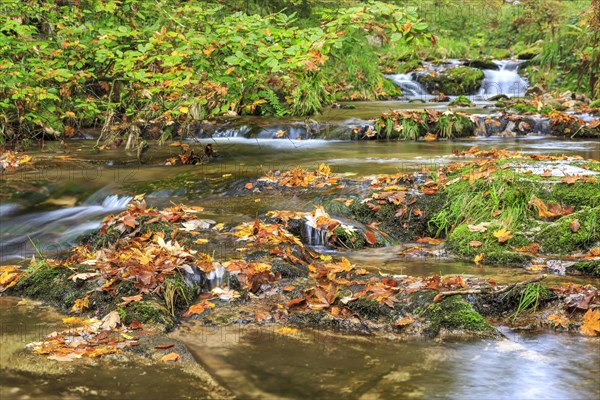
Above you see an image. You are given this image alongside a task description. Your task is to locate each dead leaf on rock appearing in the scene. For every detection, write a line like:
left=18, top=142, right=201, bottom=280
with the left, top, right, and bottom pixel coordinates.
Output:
left=161, top=352, right=180, bottom=362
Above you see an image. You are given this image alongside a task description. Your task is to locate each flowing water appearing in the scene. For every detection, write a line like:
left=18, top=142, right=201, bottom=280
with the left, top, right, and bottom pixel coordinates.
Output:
left=478, top=60, right=529, bottom=98
left=1, top=103, right=599, bottom=398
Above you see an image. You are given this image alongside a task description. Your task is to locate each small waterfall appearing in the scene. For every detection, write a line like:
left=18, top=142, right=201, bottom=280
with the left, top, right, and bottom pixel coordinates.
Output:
left=206, top=263, right=226, bottom=289
left=0, top=193, right=133, bottom=261
left=478, top=60, right=528, bottom=98
left=385, top=73, right=429, bottom=97
left=301, top=224, right=328, bottom=247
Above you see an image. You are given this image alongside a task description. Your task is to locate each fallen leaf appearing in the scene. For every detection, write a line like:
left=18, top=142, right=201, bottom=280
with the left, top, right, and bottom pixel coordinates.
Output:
left=493, top=228, right=513, bottom=243
left=161, top=352, right=180, bottom=362
left=474, top=253, right=485, bottom=264
left=547, top=314, right=569, bottom=329
left=395, top=316, right=414, bottom=326
left=416, top=237, right=442, bottom=245
left=364, top=231, right=377, bottom=245
left=99, top=311, right=120, bottom=331
left=155, top=344, right=175, bottom=350
left=468, top=222, right=490, bottom=232
left=274, top=327, right=299, bottom=335
left=581, top=309, right=600, bottom=336
left=119, top=294, right=143, bottom=307
left=469, top=241, right=482, bottom=247
left=570, top=219, right=580, bottom=233
left=71, top=296, right=89, bottom=314
left=183, top=300, right=215, bottom=317
left=130, top=320, right=143, bottom=330
left=514, top=243, right=540, bottom=255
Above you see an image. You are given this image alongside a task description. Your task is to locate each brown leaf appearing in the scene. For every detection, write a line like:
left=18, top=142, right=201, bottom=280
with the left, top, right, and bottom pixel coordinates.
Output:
left=514, top=243, right=540, bottom=255
left=161, top=352, right=180, bottom=362
left=155, top=344, right=175, bottom=350
left=469, top=241, right=482, bottom=247
left=364, top=231, right=377, bottom=245
left=130, top=320, right=143, bottom=330
left=581, top=309, right=600, bottom=336
left=570, top=219, right=580, bottom=233
left=416, top=237, right=442, bottom=245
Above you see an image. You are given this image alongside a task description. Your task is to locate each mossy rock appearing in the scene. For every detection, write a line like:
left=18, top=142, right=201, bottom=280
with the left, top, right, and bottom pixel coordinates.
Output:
left=517, top=46, right=542, bottom=60
left=464, top=60, right=498, bottom=70
left=550, top=182, right=600, bottom=209
left=396, top=59, right=423, bottom=74
left=332, top=225, right=366, bottom=249
left=347, top=298, right=392, bottom=320
left=535, top=207, right=600, bottom=256
left=590, top=99, right=600, bottom=109
left=349, top=194, right=446, bottom=242
left=449, top=95, right=474, bottom=107
left=418, top=67, right=484, bottom=95
left=567, top=260, right=600, bottom=277
left=423, top=294, right=495, bottom=337
left=124, top=300, right=176, bottom=330
left=445, top=223, right=532, bottom=265
left=271, top=259, right=309, bottom=279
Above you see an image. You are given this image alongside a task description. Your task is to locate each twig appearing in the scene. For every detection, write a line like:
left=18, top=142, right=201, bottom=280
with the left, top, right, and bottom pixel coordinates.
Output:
left=433, top=274, right=547, bottom=303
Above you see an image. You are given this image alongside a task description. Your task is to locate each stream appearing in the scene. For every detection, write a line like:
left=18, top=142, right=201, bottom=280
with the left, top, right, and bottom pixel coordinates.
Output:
left=1, top=62, right=599, bottom=398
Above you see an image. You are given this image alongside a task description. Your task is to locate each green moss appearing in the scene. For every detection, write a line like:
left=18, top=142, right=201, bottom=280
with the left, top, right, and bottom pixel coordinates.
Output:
left=125, top=300, right=175, bottom=329
left=396, top=59, right=422, bottom=74
left=271, top=260, right=309, bottom=278
left=424, top=295, right=494, bottom=336
left=350, top=194, right=446, bottom=242
left=14, top=266, right=70, bottom=300
left=347, top=298, right=392, bottom=320
left=517, top=46, right=542, bottom=60
left=535, top=207, right=600, bottom=255
left=332, top=225, right=365, bottom=249
left=449, top=95, right=474, bottom=107
left=430, top=173, right=540, bottom=237
left=550, top=182, right=600, bottom=208
left=590, top=99, right=600, bottom=109
left=419, top=67, right=484, bottom=95
left=511, top=103, right=553, bottom=115
left=445, top=223, right=531, bottom=265
left=568, top=260, right=600, bottom=277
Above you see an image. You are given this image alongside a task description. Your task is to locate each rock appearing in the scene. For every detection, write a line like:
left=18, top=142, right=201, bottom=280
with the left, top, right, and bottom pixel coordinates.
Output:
left=464, top=60, right=498, bottom=70
left=525, top=85, right=544, bottom=97
left=430, top=93, right=450, bottom=102
left=487, top=94, right=509, bottom=101
left=449, top=95, right=474, bottom=107
left=417, top=67, right=484, bottom=95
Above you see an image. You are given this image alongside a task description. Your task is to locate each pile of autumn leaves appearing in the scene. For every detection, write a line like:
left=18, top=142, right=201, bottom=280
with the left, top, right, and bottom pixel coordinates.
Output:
left=0, top=150, right=32, bottom=172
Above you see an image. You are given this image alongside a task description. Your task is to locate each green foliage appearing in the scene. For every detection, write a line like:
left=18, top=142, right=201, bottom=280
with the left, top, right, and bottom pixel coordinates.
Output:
left=511, top=283, right=550, bottom=320
left=0, top=0, right=431, bottom=143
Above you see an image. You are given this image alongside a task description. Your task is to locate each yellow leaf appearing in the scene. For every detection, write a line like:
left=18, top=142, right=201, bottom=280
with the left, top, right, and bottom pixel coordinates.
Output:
left=71, top=296, right=89, bottom=314
left=62, top=317, right=86, bottom=325
left=547, top=314, right=569, bottom=329
left=493, top=228, right=513, bottom=243
left=274, top=327, right=299, bottom=335
left=474, top=253, right=485, bottom=264
left=317, top=163, right=331, bottom=176
left=194, top=238, right=208, bottom=244
left=179, top=106, right=189, bottom=114
left=581, top=309, right=600, bottom=336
